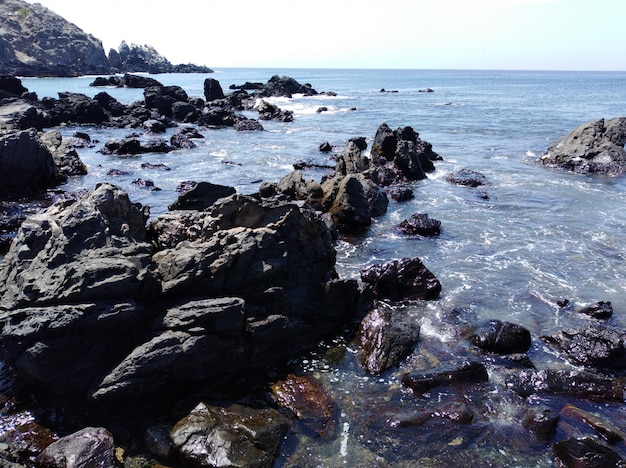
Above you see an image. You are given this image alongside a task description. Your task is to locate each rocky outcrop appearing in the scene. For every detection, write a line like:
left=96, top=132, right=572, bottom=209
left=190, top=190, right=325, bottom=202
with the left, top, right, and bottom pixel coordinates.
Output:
left=0, top=184, right=360, bottom=402
left=539, top=117, right=626, bottom=175
left=0, top=0, right=109, bottom=76
left=108, top=41, right=213, bottom=74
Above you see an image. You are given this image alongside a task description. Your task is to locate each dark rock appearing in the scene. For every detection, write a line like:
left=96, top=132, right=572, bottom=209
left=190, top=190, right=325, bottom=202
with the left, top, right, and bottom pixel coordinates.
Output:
left=356, top=302, right=420, bottom=375
left=35, top=427, right=114, bottom=468
left=141, top=162, right=170, bottom=171
left=90, top=73, right=163, bottom=89
left=110, top=41, right=213, bottom=75
left=402, top=360, right=489, bottom=394
left=41, top=92, right=107, bottom=125
left=446, top=168, right=488, bottom=187
left=542, top=325, right=626, bottom=370
left=552, top=437, right=625, bottom=468
left=255, top=75, right=318, bottom=98
left=171, top=403, right=289, bottom=468
left=255, top=100, right=293, bottom=122
left=397, top=213, right=441, bottom=236
left=40, top=129, right=88, bottom=177
left=334, top=140, right=371, bottom=176
left=144, top=424, right=174, bottom=460
left=271, top=374, right=336, bottom=439
left=168, top=181, right=236, bottom=211
left=233, top=116, right=264, bottom=131
left=92, top=91, right=127, bottom=117
left=204, top=78, right=225, bottom=102
left=197, top=108, right=236, bottom=128
left=260, top=171, right=324, bottom=209
left=99, top=137, right=173, bottom=155
left=522, top=407, right=560, bottom=440
left=0, top=128, right=61, bottom=197
left=319, top=141, right=332, bottom=152
left=388, top=186, right=414, bottom=202
left=539, top=117, right=626, bottom=175
left=230, top=81, right=263, bottom=91
left=360, top=257, right=442, bottom=301
left=322, top=175, right=373, bottom=234
left=143, top=119, right=167, bottom=134
left=0, top=76, right=27, bottom=97
left=170, top=131, right=197, bottom=149
left=107, top=168, right=129, bottom=176
left=172, top=101, right=198, bottom=122
left=505, top=369, right=626, bottom=401
left=580, top=301, right=614, bottom=320
left=419, top=88, right=435, bottom=93
left=561, top=404, right=626, bottom=443
left=468, top=320, right=532, bottom=354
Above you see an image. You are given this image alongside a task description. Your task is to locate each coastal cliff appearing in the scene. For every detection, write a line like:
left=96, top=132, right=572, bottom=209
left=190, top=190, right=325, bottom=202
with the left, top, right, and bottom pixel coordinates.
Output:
left=0, top=0, right=212, bottom=76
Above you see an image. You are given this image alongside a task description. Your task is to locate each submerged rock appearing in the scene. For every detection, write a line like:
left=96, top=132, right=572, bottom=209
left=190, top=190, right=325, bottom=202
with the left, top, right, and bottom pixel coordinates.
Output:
left=539, top=117, right=626, bottom=175
left=402, top=360, right=489, bottom=394
left=552, top=436, right=625, bottom=468
left=446, top=168, right=488, bottom=187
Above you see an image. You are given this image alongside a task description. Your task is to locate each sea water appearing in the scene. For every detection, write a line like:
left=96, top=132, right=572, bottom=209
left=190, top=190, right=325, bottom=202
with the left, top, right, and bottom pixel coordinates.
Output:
left=18, top=69, right=626, bottom=465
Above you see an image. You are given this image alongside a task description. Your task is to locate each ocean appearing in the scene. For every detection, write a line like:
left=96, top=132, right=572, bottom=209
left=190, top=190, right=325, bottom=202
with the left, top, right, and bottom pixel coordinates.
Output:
left=18, top=68, right=626, bottom=466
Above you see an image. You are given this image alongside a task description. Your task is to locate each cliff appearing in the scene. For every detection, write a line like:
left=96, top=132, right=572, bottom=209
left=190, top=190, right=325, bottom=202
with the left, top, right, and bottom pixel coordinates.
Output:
left=0, top=0, right=212, bottom=76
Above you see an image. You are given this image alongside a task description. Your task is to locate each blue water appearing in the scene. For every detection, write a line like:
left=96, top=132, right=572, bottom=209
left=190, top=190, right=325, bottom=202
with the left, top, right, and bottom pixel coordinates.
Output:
left=19, top=69, right=626, bottom=465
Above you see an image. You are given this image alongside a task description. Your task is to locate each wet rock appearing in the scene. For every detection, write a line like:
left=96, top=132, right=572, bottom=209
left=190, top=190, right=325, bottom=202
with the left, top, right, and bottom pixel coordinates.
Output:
left=539, top=117, right=626, bottom=175
left=259, top=171, right=324, bottom=210
left=141, top=162, right=170, bottom=171
left=580, top=301, right=614, bottom=320
left=322, top=175, right=373, bottom=234
left=204, top=77, right=225, bottom=102
left=360, top=257, right=441, bottom=301
left=561, top=404, right=626, bottom=443
left=170, top=402, right=289, bottom=468
left=468, top=320, right=532, bottom=354
left=0, top=76, right=28, bottom=97
left=334, top=140, right=371, bottom=176
left=144, top=85, right=189, bottom=118
left=319, top=141, right=332, bottom=152
left=99, top=137, right=173, bottom=155
left=271, top=374, right=336, bottom=439
left=0, top=129, right=61, bottom=197
left=446, top=168, right=488, bottom=187
left=388, top=186, right=414, bottom=202
left=168, top=181, right=236, bottom=211
left=356, top=302, right=420, bottom=375
left=254, top=75, right=318, bottom=98
left=144, top=424, right=174, bottom=460
left=35, top=427, right=115, bottom=468
left=552, top=436, right=625, bottom=467
left=505, top=369, right=626, bottom=401
left=40, top=130, right=88, bottom=177
left=542, top=325, right=626, bottom=370
left=390, top=401, right=477, bottom=427
left=142, top=119, right=167, bottom=133
left=172, top=101, right=199, bottom=122
left=41, top=92, right=107, bottom=126
left=397, top=213, right=441, bottom=236
left=233, top=116, right=264, bottom=131
left=255, top=100, right=293, bottom=122
left=522, top=407, right=560, bottom=440
left=402, top=360, right=489, bottom=394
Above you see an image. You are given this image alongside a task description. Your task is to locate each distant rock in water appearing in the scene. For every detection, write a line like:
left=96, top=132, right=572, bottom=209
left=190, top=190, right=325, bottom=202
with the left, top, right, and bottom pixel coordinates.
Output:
left=539, top=117, right=626, bottom=175
left=108, top=41, right=213, bottom=74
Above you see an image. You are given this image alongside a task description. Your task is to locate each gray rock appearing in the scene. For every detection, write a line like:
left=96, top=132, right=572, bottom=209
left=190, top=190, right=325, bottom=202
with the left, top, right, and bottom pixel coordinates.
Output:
left=168, top=181, right=236, bottom=211
left=0, top=128, right=61, bottom=197
left=35, top=427, right=115, bottom=468
left=539, top=117, right=626, bottom=175
left=40, top=130, right=88, bottom=177
left=361, top=257, right=442, bottom=301
left=171, top=403, right=290, bottom=468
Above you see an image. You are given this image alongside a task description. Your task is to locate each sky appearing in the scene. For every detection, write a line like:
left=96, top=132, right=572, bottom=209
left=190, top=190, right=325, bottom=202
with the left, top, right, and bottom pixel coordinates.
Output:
left=24, top=0, right=626, bottom=71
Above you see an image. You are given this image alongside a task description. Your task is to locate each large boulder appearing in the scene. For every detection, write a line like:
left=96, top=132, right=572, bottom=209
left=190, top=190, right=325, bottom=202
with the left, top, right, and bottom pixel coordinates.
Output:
left=539, top=117, right=626, bottom=175
left=35, top=427, right=115, bottom=468
left=0, top=128, right=62, bottom=197
left=0, top=185, right=360, bottom=402
left=360, top=257, right=442, bottom=301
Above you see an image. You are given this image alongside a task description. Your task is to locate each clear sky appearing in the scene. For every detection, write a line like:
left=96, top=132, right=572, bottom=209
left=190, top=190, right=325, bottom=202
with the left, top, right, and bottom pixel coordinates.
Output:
left=24, top=0, right=626, bottom=71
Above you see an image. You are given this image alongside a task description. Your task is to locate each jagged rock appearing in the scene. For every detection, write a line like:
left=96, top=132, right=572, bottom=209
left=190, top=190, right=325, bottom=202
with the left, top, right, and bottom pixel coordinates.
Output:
left=446, top=168, right=488, bottom=187
left=271, top=374, right=336, bottom=439
left=40, top=129, right=88, bottom=177
left=233, top=116, right=264, bottom=131
left=397, top=213, right=441, bottom=236
left=468, top=320, right=532, bottom=354
left=335, top=140, right=371, bottom=176
left=402, top=360, right=489, bottom=394
left=144, top=85, right=189, bottom=117
left=552, top=437, right=625, bottom=468
left=505, top=369, right=626, bottom=401
left=254, top=75, right=318, bottom=98
left=35, top=427, right=115, bottom=468
left=170, top=403, right=289, bottom=468
left=319, top=141, right=332, bottom=152
left=90, top=73, right=163, bottom=89
left=539, top=117, right=626, bottom=175
left=542, top=325, right=626, bottom=370
left=356, top=302, right=420, bottom=375
left=522, top=407, right=560, bottom=440
left=360, top=257, right=441, bottom=301
left=0, top=128, right=61, bottom=197
left=254, top=100, right=293, bottom=122
left=204, top=78, right=225, bottom=102
left=321, top=175, right=373, bottom=234
left=109, top=41, right=213, bottom=74
left=168, top=181, right=236, bottom=211
left=259, top=171, right=324, bottom=210
left=579, top=301, right=614, bottom=319
left=388, top=186, right=414, bottom=202
left=99, top=137, right=173, bottom=155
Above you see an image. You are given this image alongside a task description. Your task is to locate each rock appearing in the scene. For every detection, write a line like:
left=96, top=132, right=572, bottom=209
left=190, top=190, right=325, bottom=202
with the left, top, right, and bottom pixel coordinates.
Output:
left=468, top=320, right=532, bottom=354
left=259, top=171, right=325, bottom=209
left=99, top=137, right=173, bottom=155
left=505, top=369, right=626, bottom=401
left=319, top=142, right=332, bottom=152
left=561, top=404, right=626, bottom=443
left=334, top=140, right=371, bottom=176
left=0, top=1, right=109, bottom=77
left=370, top=123, right=440, bottom=185
left=254, top=75, right=318, bottom=98
left=110, top=41, right=213, bottom=74
left=322, top=175, right=372, bottom=234
left=144, top=424, right=174, bottom=460
left=92, top=91, right=127, bottom=117
left=522, top=407, right=560, bottom=440
left=579, top=301, right=614, bottom=319
left=271, top=374, right=336, bottom=439
left=388, top=186, right=414, bottom=202
left=360, top=257, right=441, bottom=301
left=171, top=403, right=289, bottom=468
left=0, top=128, right=61, bottom=197
left=168, top=181, right=237, bottom=211
left=356, top=302, right=420, bottom=375
left=144, top=85, right=188, bottom=118
left=552, top=436, right=625, bottom=467
left=41, top=92, right=107, bottom=125
left=539, top=117, right=626, bottom=175
left=542, top=325, right=626, bottom=370
left=203, top=77, right=225, bottom=102
left=0, top=75, right=27, bottom=97
left=172, top=101, right=198, bottom=122
left=402, top=360, right=489, bottom=394
left=233, top=116, right=264, bottom=131
left=446, top=168, right=488, bottom=187
left=397, top=213, right=441, bottom=236
left=142, top=119, right=167, bottom=133
left=254, top=100, right=294, bottom=122
left=40, top=129, right=88, bottom=177
left=35, top=427, right=115, bottom=468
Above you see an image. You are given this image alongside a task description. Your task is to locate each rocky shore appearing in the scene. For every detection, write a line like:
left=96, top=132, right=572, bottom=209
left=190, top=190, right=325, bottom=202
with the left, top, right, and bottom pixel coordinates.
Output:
left=0, top=72, right=626, bottom=467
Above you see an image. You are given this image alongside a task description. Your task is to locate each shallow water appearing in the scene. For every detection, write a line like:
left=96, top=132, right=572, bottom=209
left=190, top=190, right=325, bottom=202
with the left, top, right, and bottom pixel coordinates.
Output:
left=15, top=69, right=626, bottom=465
